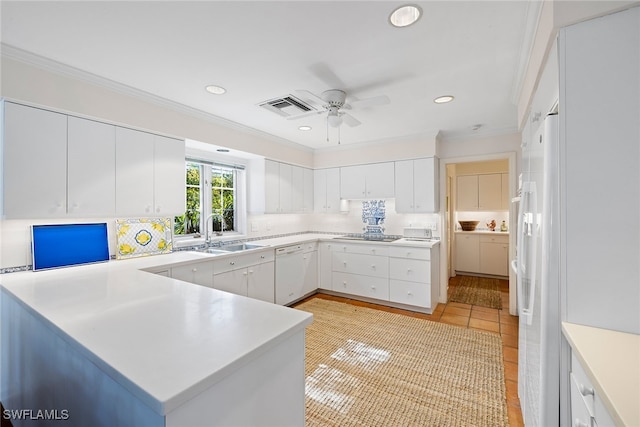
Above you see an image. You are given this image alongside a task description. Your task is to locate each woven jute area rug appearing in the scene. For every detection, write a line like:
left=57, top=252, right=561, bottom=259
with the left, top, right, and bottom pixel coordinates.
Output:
left=296, top=298, right=509, bottom=427
left=449, top=276, right=503, bottom=309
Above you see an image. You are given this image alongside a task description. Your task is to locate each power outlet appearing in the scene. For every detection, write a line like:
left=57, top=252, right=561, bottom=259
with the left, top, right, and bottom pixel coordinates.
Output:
left=426, top=222, right=437, bottom=231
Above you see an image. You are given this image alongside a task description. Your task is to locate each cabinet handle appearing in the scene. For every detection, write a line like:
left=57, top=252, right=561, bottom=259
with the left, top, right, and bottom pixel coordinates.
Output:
left=243, top=271, right=248, bottom=276
left=407, top=291, right=413, bottom=296
left=192, top=268, right=198, bottom=272
left=578, top=384, right=594, bottom=397
left=343, top=281, right=347, bottom=287
left=407, top=268, right=412, bottom=273
left=261, top=255, right=265, bottom=259
left=371, top=286, right=376, bottom=290
left=407, top=252, right=412, bottom=256
left=371, top=264, right=376, bottom=269
left=249, top=270, right=254, bottom=274
left=343, top=261, right=347, bottom=266
left=230, top=261, right=235, bottom=265
left=156, top=207, right=161, bottom=213
left=145, top=205, right=151, bottom=213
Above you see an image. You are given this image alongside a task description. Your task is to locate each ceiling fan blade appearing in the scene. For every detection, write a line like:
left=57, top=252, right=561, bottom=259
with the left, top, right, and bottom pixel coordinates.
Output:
left=294, top=90, right=326, bottom=109
left=308, top=62, right=346, bottom=89
left=348, top=95, right=390, bottom=110
left=341, top=112, right=361, bottom=127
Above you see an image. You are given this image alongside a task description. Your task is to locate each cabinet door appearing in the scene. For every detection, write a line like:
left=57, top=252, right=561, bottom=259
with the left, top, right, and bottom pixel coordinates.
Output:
left=479, top=242, right=508, bottom=276
left=116, top=127, right=155, bottom=216
left=501, top=173, right=510, bottom=210
left=455, top=234, right=480, bottom=272
left=303, top=167, right=314, bottom=213
left=340, top=165, right=367, bottom=199
left=264, top=160, right=280, bottom=213
left=457, top=175, right=478, bottom=211
left=154, top=135, right=185, bottom=216
left=318, top=242, right=333, bottom=290
left=325, top=168, right=341, bottom=212
left=172, top=262, right=214, bottom=288
left=302, top=250, right=318, bottom=295
left=67, top=116, right=116, bottom=216
left=313, top=169, right=327, bottom=213
left=3, top=103, right=67, bottom=218
left=248, top=262, right=275, bottom=303
left=413, top=157, right=437, bottom=212
left=365, top=162, right=395, bottom=198
left=291, top=165, right=304, bottom=213
left=394, top=159, right=414, bottom=212
left=214, top=269, right=248, bottom=296
left=278, top=163, right=293, bottom=213
left=478, top=174, right=502, bottom=210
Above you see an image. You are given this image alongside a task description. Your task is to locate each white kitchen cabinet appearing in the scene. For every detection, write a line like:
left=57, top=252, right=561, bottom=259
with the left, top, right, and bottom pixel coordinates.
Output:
left=457, top=173, right=507, bottom=211
left=395, top=157, right=439, bottom=213
left=264, top=159, right=280, bottom=213
left=3, top=102, right=68, bottom=218
left=67, top=116, right=116, bottom=216
left=115, top=127, right=185, bottom=217
left=153, top=135, right=186, bottom=215
left=340, top=162, right=395, bottom=199
left=501, top=173, right=510, bottom=210
left=318, top=242, right=334, bottom=290
left=455, top=233, right=480, bottom=273
left=214, top=249, right=275, bottom=301
left=265, top=160, right=311, bottom=213
left=171, top=261, right=215, bottom=288
left=333, top=272, right=390, bottom=300
left=331, top=243, right=390, bottom=299
left=479, top=234, right=509, bottom=276
left=314, top=168, right=341, bottom=213
left=389, top=246, right=437, bottom=309
left=302, top=243, right=318, bottom=296
left=247, top=261, right=275, bottom=303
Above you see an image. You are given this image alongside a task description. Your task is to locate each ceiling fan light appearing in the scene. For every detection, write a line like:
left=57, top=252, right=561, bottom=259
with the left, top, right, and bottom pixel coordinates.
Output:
left=389, top=5, right=422, bottom=28
left=328, top=114, right=342, bottom=128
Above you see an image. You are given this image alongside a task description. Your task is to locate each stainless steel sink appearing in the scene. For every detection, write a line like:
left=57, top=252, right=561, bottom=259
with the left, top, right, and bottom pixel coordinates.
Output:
left=219, top=243, right=264, bottom=252
left=201, top=248, right=229, bottom=255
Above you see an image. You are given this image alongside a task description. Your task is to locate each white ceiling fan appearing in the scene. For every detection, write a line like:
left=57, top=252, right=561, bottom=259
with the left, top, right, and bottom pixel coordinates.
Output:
left=292, top=89, right=390, bottom=129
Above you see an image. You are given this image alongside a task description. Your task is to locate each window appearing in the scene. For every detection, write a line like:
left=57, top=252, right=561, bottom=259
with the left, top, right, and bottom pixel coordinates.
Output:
left=174, top=161, right=244, bottom=239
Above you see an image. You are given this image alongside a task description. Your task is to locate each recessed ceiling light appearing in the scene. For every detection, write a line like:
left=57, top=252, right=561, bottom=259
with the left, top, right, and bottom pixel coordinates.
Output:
left=389, top=5, right=422, bottom=28
left=205, top=85, right=226, bottom=95
left=434, top=95, right=455, bottom=104
left=216, top=148, right=230, bottom=153
left=298, top=126, right=312, bottom=131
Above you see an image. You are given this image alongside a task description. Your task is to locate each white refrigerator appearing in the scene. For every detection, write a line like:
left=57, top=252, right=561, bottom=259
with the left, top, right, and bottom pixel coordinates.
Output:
left=516, top=6, right=640, bottom=426
left=515, top=113, right=561, bottom=427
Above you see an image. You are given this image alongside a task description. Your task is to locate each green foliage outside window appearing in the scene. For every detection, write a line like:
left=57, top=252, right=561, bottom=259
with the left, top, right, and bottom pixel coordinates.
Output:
left=174, top=163, right=201, bottom=235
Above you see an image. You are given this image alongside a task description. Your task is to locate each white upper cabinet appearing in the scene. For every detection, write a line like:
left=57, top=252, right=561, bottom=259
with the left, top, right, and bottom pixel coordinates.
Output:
left=340, top=162, right=395, bottom=199
left=67, top=116, right=116, bottom=216
left=265, top=160, right=313, bottom=213
left=153, top=134, right=186, bottom=216
left=115, top=127, right=185, bottom=217
left=395, top=157, right=439, bottom=213
left=456, top=175, right=479, bottom=211
left=3, top=102, right=68, bottom=218
left=314, top=168, right=340, bottom=213
left=478, top=174, right=502, bottom=210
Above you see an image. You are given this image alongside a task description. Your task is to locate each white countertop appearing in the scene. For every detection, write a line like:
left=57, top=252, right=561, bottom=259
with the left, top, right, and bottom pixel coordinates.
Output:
left=562, top=322, right=640, bottom=426
left=0, top=250, right=313, bottom=416
left=0, top=232, right=439, bottom=416
left=455, top=230, right=510, bottom=235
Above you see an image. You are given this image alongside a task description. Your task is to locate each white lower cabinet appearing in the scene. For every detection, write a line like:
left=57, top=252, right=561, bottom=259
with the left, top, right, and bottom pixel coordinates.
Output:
left=327, top=242, right=439, bottom=313
left=570, top=352, right=616, bottom=427
left=318, top=242, right=334, bottom=290
left=171, top=262, right=215, bottom=288
left=214, top=250, right=275, bottom=302
left=456, top=233, right=480, bottom=273
left=456, top=233, right=509, bottom=277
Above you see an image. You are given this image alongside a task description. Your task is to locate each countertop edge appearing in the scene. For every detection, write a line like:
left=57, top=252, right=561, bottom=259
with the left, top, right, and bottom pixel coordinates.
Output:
left=562, top=322, right=640, bottom=427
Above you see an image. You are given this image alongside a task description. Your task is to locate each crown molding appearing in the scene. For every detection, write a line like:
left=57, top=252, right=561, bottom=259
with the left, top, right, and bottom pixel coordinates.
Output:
left=1, top=43, right=313, bottom=154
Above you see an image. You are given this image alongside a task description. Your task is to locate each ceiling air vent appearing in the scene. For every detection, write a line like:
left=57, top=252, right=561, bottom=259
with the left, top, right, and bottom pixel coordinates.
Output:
left=258, top=95, right=318, bottom=118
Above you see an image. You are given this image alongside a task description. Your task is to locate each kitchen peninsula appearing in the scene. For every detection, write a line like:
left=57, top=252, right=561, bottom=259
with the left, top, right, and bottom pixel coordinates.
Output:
left=0, top=250, right=313, bottom=427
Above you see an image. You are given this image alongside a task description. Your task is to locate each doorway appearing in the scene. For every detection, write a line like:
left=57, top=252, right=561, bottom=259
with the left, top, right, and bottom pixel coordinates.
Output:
left=439, top=153, right=517, bottom=315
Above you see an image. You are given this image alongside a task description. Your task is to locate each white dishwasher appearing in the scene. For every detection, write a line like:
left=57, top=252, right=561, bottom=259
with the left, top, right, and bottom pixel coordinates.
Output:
left=275, top=243, right=317, bottom=305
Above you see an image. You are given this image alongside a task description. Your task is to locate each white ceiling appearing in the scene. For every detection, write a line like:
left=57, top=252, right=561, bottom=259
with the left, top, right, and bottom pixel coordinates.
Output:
left=1, top=1, right=534, bottom=150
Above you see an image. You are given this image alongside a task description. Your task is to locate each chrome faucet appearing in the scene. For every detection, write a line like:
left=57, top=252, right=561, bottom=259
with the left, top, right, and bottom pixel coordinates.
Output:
left=203, top=212, right=224, bottom=244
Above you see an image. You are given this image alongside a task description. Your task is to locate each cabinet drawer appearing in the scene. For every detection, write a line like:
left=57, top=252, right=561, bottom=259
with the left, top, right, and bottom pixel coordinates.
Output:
left=571, top=353, right=595, bottom=417
left=332, top=272, right=389, bottom=300
left=333, top=242, right=389, bottom=256
left=332, top=252, right=388, bottom=278
left=388, top=246, right=430, bottom=260
left=213, top=249, right=274, bottom=274
left=479, top=234, right=509, bottom=244
left=389, top=279, right=430, bottom=308
left=302, top=242, right=318, bottom=253
left=171, top=261, right=214, bottom=288
left=389, top=258, right=430, bottom=283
